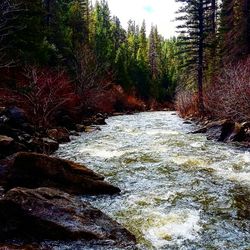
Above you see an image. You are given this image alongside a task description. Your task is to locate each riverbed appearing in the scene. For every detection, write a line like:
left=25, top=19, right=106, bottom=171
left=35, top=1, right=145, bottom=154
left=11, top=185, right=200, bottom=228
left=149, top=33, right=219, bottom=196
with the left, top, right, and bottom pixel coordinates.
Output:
left=56, top=111, right=250, bottom=250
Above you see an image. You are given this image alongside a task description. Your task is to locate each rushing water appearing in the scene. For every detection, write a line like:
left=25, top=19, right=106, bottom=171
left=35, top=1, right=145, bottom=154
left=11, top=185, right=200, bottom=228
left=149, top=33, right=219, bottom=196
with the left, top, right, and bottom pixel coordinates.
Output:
left=55, top=112, right=250, bottom=250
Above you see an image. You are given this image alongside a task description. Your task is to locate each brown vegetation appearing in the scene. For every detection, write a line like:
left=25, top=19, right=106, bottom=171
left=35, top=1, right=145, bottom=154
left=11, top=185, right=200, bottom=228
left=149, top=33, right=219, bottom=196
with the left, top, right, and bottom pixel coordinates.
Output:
left=175, top=91, right=199, bottom=118
left=1, top=67, right=79, bottom=128
left=176, top=57, right=250, bottom=122
left=205, top=57, right=250, bottom=121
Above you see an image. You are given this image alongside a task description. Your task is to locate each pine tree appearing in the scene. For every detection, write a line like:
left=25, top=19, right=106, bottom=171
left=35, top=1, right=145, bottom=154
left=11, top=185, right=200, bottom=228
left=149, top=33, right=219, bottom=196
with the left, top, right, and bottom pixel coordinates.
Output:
left=92, top=0, right=114, bottom=68
left=0, top=0, right=22, bottom=68
left=176, top=0, right=214, bottom=113
left=149, top=26, right=160, bottom=80
left=219, top=0, right=250, bottom=62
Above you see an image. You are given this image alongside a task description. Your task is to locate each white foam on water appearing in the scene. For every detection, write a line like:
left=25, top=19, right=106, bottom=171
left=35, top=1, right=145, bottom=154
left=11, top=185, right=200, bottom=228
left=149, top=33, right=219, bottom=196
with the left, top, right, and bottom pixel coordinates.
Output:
left=79, top=147, right=125, bottom=158
left=190, top=142, right=205, bottom=148
left=171, top=156, right=207, bottom=168
left=243, top=151, right=250, bottom=163
left=216, top=168, right=250, bottom=186
left=146, top=129, right=179, bottom=136
left=144, top=209, right=201, bottom=248
left=210, top=151, right=250, bottom=186
left=126, top=191, right=177, bottom=207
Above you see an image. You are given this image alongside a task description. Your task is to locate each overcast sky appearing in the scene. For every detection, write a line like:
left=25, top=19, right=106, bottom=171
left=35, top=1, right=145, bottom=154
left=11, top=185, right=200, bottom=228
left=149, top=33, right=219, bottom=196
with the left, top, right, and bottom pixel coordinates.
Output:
left=91, top=0, right=181, bottom=38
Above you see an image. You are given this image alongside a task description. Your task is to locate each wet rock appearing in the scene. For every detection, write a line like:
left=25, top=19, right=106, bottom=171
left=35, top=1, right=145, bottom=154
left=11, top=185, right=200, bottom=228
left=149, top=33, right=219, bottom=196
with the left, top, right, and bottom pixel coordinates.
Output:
left=96, top=118, right=106, bottom=125
left=4, top=152, right=120, bottom=195
left=76, top=124, right=101, bottom=133
left=94, top=116, right=107, bottom=125
left=76, top=124, right=86, bottom=132
left=112, top=112, right=124, bottom=116
left=0, top=187, right=136, bottom=248
left=0, top=135, right=14, bottom=147
left=0, top=243, right=41, bottom=250
left=191, top=120, right=250, bottom=144
left=85, top=126, right=101, bottom=133
left=69, top=130, right=80, bottom=136
left=82, top=114, right=107, bottom=126
left=183, top=121, right=192, bottom=124
left=27, top=137, right=59, bottom=154
left=47, top=128, right=70, bottom=143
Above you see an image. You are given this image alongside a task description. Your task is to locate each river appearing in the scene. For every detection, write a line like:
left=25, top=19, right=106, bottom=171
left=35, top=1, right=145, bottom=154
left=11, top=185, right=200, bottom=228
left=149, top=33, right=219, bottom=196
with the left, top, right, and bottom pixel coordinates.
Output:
left=55, top=111, right=250, bottom=250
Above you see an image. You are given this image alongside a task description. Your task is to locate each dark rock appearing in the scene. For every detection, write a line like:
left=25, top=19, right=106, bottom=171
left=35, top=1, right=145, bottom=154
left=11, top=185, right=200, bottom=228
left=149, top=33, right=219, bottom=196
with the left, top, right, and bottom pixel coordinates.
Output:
left=4, top=152, right=121, bottom=195
left=0, top=135, right=14, bottom=147
left=112, top=112, right=124, bottom=116
left=76, top=124, right=86, bottom=132
left=191, top=127, right=208, bottom=134
left=47, top=128, right=70, bottom=143
left=183, top=121, right=192, bottom=124
left=0, top=187, right=136, bottom=249
left=191, top=119, right=250, bottom=144
left=82, top=114, right=107, bottom=126
left=41, top=138, right=59, bottom=152
left=69, top=130, right=80, bottom=136
left=0, top=115, right=9, bottom=124
left=54, top=110, right=76, bottom=130
left=0, top=187, right=4, bottom=198
left=82, top=118, right=94, bottom=126
left=0, top=136, right=27, bottom=159
left=232, top=122, right=250, bottom=142
left=27, top=137, right=59, bottom=154
left=0, top=157, right=13, bottom=186
left=0, top=106, right=6, bottom=114
left=2, top=107, right=27, bottom=129
left=95, top=117, right=107, bottom=125
left=191, top=120, right=230, bottom=140
left=85, top=126, right=101, bottom=133
left=0, top=243, right=41, bottom=249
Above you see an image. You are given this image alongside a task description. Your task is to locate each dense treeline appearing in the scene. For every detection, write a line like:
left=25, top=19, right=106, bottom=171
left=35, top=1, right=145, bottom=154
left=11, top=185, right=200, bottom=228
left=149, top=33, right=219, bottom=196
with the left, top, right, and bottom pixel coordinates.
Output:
left=175, top=0, right=250, bottom=121
left=0, top=0, right=181, bottom=128
left=0, top=0, right=249, bottom=127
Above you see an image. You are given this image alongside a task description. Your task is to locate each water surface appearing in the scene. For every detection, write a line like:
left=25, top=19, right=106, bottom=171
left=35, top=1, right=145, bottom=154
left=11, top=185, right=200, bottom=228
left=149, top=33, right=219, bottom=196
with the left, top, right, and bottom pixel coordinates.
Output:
left=56, top=112, right=250, bottom=250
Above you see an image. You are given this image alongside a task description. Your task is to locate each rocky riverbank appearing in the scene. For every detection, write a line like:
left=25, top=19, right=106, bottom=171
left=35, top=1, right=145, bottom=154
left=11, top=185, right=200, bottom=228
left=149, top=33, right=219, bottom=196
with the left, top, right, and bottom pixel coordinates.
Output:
left=189, top=118, right=250, bottom=148
left=0, top=153, right=137, bottom=249
left=0, top=106, right=110, bottom=159
left=0, top=106, right=137, bottom=249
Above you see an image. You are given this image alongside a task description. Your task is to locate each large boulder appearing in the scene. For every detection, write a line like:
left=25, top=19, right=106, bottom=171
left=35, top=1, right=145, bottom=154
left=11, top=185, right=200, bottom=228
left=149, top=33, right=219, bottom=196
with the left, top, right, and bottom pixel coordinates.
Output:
left=192, top=120, right=250, bottom=143
left=0, top=187, right=136, bottom=248
left=3, top=152, right=120, bottom=195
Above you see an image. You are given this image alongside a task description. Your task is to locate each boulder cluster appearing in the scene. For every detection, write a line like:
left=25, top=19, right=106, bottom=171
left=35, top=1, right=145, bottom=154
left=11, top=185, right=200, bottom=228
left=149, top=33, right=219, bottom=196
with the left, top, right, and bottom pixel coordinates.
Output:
left=0, top=106, right=136, bottom=249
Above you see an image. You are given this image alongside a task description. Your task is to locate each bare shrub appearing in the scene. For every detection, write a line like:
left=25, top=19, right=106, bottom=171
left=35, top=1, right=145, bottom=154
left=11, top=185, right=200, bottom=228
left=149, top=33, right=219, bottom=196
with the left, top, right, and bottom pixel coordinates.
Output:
left=175, top=90, right=199, bottom=117
left=205, top=57, right=250, bottom=121
left=1, top=66, right=79, bottom=128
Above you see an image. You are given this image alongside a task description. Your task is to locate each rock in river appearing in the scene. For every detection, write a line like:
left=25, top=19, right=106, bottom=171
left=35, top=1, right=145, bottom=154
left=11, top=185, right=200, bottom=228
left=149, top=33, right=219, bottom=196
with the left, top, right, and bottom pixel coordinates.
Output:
left=3, top=152, right=120, bottom=195
left=47, top=128, right=70, bottom=143
left=0, top=187, right=136, bottom=248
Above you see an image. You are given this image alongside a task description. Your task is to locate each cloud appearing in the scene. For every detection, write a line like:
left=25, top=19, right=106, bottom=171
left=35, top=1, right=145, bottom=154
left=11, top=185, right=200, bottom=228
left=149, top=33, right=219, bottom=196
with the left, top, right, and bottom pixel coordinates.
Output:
left=91, top=0, right=181, bottom=38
